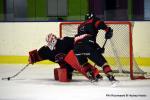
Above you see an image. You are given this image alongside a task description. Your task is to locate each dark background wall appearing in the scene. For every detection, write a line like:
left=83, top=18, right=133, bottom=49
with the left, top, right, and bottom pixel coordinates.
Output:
left=0, top=0, right=4, bottom=21
left=0, top=0, right=148, bottom=21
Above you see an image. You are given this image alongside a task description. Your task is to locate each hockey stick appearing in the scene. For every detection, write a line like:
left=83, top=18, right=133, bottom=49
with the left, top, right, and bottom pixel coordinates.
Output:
left=1, top=63, right=30, bottom=81
left=102, top=39, right=108, bottom=49
left=93, top=39, right=108, bottom=68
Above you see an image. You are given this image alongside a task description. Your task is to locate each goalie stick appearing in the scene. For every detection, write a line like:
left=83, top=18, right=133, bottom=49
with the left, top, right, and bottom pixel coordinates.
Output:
left=1, top=63, right=30, bottom=81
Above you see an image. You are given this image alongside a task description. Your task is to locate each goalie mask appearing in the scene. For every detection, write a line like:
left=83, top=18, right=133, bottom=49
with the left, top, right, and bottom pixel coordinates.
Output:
left=46, top=33, right=57, bottom=50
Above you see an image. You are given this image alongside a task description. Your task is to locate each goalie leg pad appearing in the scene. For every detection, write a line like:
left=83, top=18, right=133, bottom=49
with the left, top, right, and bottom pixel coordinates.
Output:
left=65, top=50, right=83, bottom=72
left=65, top=50, right=97, bottom=80
left=54, top=68, right=59, bottom=80
left=58, top=68, right=68, bottom=82
left=59, top=62, right=74, bottom=80
left=54, top=68, right=72, bottom=82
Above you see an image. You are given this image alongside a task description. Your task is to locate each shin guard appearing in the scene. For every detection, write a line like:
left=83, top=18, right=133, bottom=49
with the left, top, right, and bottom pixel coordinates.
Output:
left=103, top=65, right=112, bottom=74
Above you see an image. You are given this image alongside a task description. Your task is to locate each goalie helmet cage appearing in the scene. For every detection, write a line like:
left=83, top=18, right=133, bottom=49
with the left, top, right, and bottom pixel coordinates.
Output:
left=59, top=21, right=149, bottom=80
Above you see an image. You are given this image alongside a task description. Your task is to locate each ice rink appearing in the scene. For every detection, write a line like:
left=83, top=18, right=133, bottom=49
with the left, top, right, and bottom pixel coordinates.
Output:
left=0, top=64, right=150, bottom=100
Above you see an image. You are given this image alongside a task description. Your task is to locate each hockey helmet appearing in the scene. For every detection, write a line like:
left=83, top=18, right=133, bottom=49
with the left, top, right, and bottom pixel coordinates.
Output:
left=85, top=12, right=95, bottom=20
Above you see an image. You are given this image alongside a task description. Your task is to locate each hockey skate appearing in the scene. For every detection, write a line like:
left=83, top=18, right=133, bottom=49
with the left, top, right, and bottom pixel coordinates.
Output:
left=107, top=74, right=117, bottom=81
left=106, top=73, right=119, bottom=86
left=86, top=70, right=95, bottom=82
left=107, top=75, right=119, bottom=87
left=86, top=70, right=103, bottom=83
left=94, top=74, right=103, bottom=82
left=106, top=72, right=117, bottom=81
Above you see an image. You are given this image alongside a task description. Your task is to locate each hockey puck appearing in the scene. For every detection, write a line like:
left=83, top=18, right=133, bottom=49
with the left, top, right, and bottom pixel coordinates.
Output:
left=7, top=77, right=10, bottom=81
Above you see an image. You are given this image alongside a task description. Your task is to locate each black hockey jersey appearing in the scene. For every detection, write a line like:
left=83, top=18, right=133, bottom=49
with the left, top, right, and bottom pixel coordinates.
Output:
left=38, top=37, right=74, bottom=62
left=77, top=17, right=108, bottom=42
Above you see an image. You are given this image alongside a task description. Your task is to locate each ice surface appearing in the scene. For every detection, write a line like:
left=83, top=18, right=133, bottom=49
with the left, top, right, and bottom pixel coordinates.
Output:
left=0, top=64, right=150, bottom=100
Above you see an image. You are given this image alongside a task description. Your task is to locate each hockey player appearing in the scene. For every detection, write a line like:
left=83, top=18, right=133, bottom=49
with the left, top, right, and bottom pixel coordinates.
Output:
left=65, top=13, right=117, bottom=82
left=28, top=33, right=101, bottom=82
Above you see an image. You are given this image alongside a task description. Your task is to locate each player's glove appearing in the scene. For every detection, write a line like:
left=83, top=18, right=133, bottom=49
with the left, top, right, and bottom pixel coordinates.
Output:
left=95, top=43, right=105, bottom=53
left=105, top=27, right=113, bottom=39
left=28, top=49, right=42, bottom=64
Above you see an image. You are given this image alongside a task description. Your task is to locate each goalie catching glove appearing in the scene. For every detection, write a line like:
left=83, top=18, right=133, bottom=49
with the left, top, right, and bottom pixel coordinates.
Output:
left=28, top=49, right=42, bottom=64
left=105, top=27, right=113, bottom=39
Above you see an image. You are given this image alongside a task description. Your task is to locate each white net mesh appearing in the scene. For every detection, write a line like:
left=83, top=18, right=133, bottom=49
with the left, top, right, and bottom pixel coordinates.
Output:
left=59, top=22, right=147, bottom=79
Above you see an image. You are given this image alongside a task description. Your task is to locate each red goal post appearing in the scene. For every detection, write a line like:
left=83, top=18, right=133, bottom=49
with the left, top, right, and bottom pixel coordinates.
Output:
left=59, top=21, right=150, bottom=80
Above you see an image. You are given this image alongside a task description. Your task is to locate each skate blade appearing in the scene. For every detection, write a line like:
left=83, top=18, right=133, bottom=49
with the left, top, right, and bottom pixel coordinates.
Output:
left=111, top=80, right=120, bottom=87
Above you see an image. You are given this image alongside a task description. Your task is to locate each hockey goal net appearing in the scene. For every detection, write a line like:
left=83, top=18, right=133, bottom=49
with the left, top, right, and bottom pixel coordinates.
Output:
left=59, top=21, right=149, bottom=80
